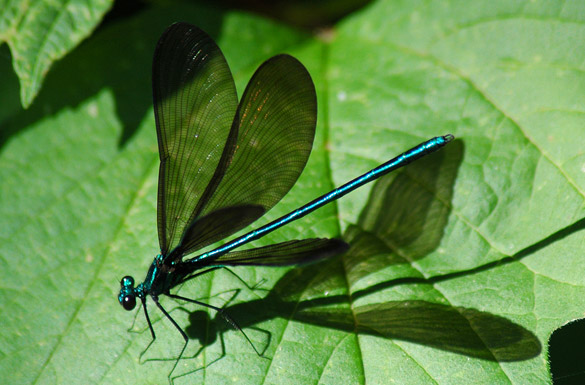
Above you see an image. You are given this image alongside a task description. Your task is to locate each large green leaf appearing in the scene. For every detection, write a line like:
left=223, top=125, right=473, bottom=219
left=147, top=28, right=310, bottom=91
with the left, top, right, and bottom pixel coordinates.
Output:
left=0, top=0, right=112, bottom=108
left=1, top=1, right=584, bottom=384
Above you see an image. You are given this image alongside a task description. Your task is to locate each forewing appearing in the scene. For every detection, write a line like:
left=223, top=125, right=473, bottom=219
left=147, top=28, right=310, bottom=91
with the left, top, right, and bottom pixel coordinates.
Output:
left=178, top=54, right=317, bottom=254
left=212, top=238, right=349, bottom=266
left=153, top=22, right=238, bottom=256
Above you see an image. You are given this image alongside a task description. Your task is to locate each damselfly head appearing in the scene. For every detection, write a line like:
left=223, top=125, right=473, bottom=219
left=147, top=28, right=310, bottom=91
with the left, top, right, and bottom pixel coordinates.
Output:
left=118, top=276, right=136, bottom=311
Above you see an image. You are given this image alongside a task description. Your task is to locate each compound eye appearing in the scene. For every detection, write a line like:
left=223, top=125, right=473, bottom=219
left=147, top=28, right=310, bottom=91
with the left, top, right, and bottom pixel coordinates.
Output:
left=120, top=276, right=134, bottom=287
left=121, top=294, right=136, bottom=311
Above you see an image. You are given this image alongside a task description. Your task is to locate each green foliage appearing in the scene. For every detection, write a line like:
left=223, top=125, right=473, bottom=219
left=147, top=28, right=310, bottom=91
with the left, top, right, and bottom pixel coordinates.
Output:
left=1, top=0, right=584, bottom=384
left=0, top=0, right=112, bottom=107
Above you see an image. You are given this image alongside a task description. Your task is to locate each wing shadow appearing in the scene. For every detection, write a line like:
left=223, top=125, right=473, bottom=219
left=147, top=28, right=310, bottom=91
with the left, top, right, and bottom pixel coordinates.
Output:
left=179, top=138, right=541, bottom=364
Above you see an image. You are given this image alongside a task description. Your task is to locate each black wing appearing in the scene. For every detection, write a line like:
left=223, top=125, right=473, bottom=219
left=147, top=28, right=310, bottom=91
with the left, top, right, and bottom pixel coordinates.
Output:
left=211, top=238, right=349, bottom=266
left=176, top=54, right=317, bottom=256
left=153, top=23, right=238, bottom=256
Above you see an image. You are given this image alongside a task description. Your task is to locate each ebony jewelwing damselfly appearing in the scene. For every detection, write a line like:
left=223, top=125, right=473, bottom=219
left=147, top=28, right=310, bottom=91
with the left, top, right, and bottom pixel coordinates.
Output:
left=118, top=21, right=453, bottom=376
